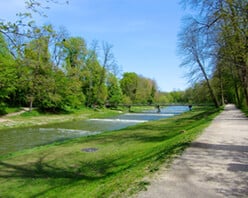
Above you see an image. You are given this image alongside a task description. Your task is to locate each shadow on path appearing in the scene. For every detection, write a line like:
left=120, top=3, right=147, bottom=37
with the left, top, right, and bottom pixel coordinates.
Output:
left=191, top=142, right=248, bottom=153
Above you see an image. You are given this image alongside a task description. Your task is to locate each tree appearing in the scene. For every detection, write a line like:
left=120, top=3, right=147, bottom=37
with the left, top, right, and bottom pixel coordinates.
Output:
left=120, top=72, right=138, bottom=103
left=106, top=73, right=123, bottom=107
left=0, top=0, right=68, bottom=58
left=92, top=41, right=122, bottom=107
left=184, top=82, right=213, bottom=104
left=0, top=1, right=73, bottom=111
left=178, top=19, right=219, bottom=107
left=50, top=26, right=70, bottom=68
left=135, top=76, right=158, bottom=104
left=22, top=33, right=53, bottom=110
left=179, top=0, right=248, bottom=107
left=217, top=0, right=248, bottom=106
left=62, top=37, right=87, bottom=69
left=0, top=34, right=17, bottom=114
left=81, top=50, right=107, bottom=107
left=100, top=41, right=121, bottom=77
left=50, top=69, right=85, bottom=111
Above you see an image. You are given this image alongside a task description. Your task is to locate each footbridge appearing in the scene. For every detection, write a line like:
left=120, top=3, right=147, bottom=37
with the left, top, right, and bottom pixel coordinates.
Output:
left=113, top=103, right=194, bottom=113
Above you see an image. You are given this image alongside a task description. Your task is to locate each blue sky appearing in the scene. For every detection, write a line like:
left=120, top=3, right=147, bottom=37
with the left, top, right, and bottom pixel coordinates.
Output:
left=1, top=0, right=188, bottom=92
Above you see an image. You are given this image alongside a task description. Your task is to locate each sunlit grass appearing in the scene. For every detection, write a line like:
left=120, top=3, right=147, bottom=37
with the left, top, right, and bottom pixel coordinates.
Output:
left=0, top=107, right=221, bottom=197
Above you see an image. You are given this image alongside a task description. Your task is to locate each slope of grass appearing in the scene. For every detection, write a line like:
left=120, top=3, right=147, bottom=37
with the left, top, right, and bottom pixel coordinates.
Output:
left=0, top=107, right=221, bottom=197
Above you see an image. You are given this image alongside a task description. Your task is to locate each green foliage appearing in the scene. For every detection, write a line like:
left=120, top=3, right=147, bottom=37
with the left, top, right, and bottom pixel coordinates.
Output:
left=38, top=70, right=85, bottom=112
left=179, top=0, right=248, bottom=108
left=0, top=103, right=7, bottom=115
left=184, top=82, right=213, bottom=104
left=120, top=72, right=139, bottom=102
left=5, top=107, right=22, bottom=114
left=0, top=0, right=204, bottom=113
left=81, top=53, right=107, bottom=107
left=154, top=91, right=188, bottom=104
left=135, top=76, right=157, bottom=104
left=106, top=73, right=123, bottom=106
left=122, top=95, right=132, bottom=105
left=0, top=0, right=163, bottom=112
left=22, top=34, right=55, bottom=110
left=0, top=33, right=17, bottom=113
left=20, top=109, right=41, bottom=117
left=120, top=72, right=158, bottom=104
left=62, top=37, right=87, bottom=69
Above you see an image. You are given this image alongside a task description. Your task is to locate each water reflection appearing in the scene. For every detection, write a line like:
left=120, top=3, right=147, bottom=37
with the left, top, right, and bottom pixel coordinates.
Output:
left=0, top=106, right=188, bottom=155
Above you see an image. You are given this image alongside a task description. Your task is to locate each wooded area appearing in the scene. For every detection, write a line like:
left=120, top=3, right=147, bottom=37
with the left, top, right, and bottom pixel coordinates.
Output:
left=0, top=0, right=247, bottom=114
left=178, top=0, right=248, bottom=108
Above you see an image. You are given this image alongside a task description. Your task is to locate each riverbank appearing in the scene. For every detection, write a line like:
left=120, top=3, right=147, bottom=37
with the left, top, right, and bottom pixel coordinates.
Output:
left=0, top=106, right=221, bottom=197
left=0, top=107, right=125, bottom=130
left=0, top=106, right=157, bottom=130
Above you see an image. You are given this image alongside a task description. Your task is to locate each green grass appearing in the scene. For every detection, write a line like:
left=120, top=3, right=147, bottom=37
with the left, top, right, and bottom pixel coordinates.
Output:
left=0, top=107, right=22, bottom=115
left=0, top=107, right=221, bottom=197
left=20, top=109, right=41, bottom=117
left=5, top=107, right=23, bottom=114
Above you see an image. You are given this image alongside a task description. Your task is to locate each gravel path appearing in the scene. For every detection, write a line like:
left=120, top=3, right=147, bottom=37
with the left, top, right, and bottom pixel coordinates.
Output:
left=136, top=104, right=248, bottom=198
left=0, top=108, right=30, bottom=123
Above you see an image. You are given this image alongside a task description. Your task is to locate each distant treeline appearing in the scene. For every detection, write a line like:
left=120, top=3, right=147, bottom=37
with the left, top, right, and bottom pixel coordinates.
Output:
left=0, top=29, right=194, bottom=114
left=0, top=0, right=198, bottom=114
left=2, top=0, right=247, bottom=114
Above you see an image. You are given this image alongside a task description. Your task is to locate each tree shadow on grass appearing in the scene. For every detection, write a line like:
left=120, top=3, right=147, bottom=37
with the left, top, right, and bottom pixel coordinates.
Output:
left=0, top=138, right=192, bottom=181
left=0, top=138, right=193, bottom=197
left=0, top=156, right=116, bottom=181
left=0, top=154, right=121, bottom=196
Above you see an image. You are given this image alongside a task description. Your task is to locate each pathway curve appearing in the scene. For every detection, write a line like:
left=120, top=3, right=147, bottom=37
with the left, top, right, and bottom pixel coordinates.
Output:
left=136, top=104, right=248, bottom=198
left=0, top=107, right=29, bottom=123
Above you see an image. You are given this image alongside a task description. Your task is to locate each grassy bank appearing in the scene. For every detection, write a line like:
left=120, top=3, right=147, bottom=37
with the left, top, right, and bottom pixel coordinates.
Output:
left=0, top=107, right=125, bottom=130
left=0, top=107, right=221, bottom=197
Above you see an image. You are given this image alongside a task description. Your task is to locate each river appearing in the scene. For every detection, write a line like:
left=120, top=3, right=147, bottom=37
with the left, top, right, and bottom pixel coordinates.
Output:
left=0, top=106, right=189, bottom=155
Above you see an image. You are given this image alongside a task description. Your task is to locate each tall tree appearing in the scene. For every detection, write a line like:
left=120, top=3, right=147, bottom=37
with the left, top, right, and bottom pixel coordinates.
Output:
left=179, top=0, right=248, bottom=107
left=178, top=19, right=219, bottom=107
left=62, top=37, right=87, bottom=70
left=217, top=0, right=248, bottom=106
left=0, top=0, right=68, bottom=58
left=81, top=50, right=107, bottom=107
left=120, top=72, right=139, bottom=103
left=106, top=73, right=123, bottom=107
left=135, top=76, right=157, bottom=104
left=0, top=34, right=16, bottom=113
left=22, top=33, right=53, bottom=110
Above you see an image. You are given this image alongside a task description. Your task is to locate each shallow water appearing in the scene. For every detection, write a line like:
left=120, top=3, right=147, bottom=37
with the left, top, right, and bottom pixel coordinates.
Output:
left=0, top=106, right=189, bottom=155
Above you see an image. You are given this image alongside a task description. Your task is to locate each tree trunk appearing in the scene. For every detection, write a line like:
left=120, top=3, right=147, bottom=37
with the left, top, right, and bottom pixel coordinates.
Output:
left=29, top=100, right=33, bottom=111
left=28, top=96, right=34, bottom=111
left=196, top=57, right=219, bottom=107
left=238, top=62, right=248, bottom=106
left=218, top=66, right=225, bottom=105
left=230, top=64, right=241, bottom=106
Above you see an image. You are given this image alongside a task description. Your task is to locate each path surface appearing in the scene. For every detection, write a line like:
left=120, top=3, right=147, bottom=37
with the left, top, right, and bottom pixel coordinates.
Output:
left=136, top=104, right=248, bottom=198
left=0, top=108, right=29, bottom=123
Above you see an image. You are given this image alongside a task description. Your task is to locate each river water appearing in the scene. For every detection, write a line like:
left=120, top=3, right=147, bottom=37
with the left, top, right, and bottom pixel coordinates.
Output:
left=0, top=106, right=189, bottom=155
